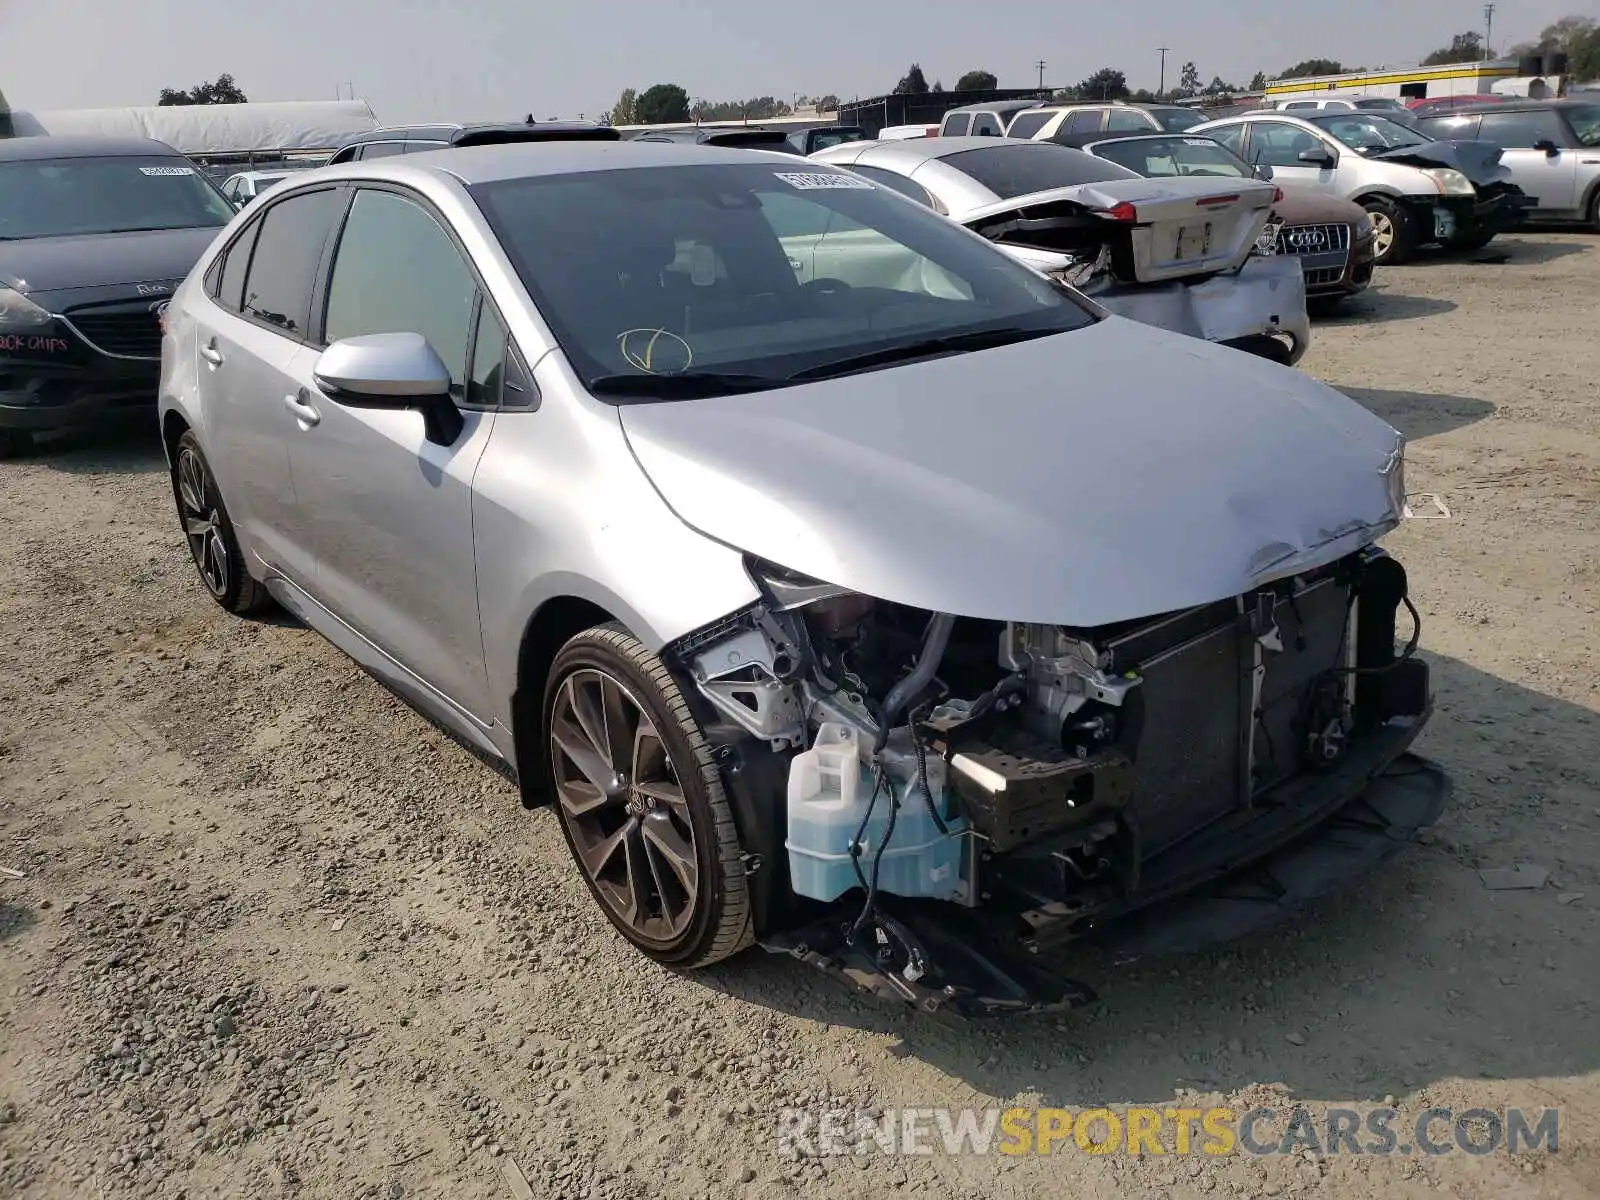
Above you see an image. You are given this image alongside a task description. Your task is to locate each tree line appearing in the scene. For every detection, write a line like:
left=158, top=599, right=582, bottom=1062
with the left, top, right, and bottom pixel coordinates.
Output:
left=156, top=15, right=1600, bottom=122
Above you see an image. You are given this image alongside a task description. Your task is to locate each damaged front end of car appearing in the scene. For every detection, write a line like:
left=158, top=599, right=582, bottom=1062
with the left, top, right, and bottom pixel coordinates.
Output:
left=962, top=180, right=1311, bottom=365
left=662, top=541, right=1447, bottom=1021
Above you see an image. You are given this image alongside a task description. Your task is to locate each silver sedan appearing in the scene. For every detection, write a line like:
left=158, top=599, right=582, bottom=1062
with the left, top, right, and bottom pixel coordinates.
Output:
left=158, top=141, right=1441, bottom=1012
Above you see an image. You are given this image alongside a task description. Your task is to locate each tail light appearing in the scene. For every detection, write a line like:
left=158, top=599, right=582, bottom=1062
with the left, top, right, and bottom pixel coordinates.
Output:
left=1194, top=193, right=1240, bottom=207
left=1273, top=186, right=1284, bottom=203
left=157, top=304, right=170, bottom=335
left=1098, top=201, right=1138, bottom=222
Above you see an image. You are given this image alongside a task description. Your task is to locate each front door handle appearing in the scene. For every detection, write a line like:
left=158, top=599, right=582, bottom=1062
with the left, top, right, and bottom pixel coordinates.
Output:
left=283, top=390, right=321, bottom=427
left=199, top=340, right=224, bottom=367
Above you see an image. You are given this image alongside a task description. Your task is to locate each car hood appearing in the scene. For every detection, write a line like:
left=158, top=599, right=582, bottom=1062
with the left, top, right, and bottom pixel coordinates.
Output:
left=0, top=226, right=221, bottom=297
left=1371, top=139, right=1508, bottom=185
left=618, top=318, right=1404, bottom=627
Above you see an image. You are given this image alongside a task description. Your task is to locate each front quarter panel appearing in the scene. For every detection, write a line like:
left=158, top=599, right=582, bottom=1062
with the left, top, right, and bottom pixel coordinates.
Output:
left=472, top=361, right=760, bottom=731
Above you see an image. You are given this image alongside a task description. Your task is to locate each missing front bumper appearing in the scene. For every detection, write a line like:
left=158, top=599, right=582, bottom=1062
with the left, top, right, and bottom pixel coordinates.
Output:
left=758, top=739, right=1448, bottom=1018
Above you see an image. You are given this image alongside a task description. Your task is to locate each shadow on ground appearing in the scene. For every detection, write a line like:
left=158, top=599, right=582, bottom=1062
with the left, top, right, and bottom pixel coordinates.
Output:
left=1399, top=237, right=1590, bottom=268
left=27, top=422, right=165, bottom=477
left=702, top=648, right=1599, bottom=1107
left=0, top=901, right=39, bottom=944
left=1316, top=291, right=1457, bottom=325
left=1495, top=236, right=1592, bottom=265
left=1339, top=386, right=1496, bottom=440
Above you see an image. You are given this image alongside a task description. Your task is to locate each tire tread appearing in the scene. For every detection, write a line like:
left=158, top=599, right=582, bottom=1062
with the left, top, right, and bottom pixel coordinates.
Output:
left=551, top=623, right=753, bottom=967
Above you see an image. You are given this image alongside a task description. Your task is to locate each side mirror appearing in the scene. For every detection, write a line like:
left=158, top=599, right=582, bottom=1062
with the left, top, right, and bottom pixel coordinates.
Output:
left=1297, top=148, right=1337, bottom=168
left=1252, top=163, right=1275, bottom=180
left=1533, top=138, right=1560, bottom=156
left=313, top=332, right=464, bottom=446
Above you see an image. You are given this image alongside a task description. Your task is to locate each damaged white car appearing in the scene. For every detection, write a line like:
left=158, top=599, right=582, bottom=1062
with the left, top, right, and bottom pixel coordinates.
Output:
left=160, top=141, right=1447, bottom=1016
left=810, top=136, right=1312, bottom=365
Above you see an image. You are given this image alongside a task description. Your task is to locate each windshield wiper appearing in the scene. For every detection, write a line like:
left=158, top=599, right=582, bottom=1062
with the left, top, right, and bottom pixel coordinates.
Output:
left=588, top=371, right=782, bottom=400
left=786, top=326, right=1057, bottom=383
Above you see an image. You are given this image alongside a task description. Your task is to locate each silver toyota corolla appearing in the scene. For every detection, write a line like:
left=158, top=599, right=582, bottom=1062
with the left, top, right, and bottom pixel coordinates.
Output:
left=159, top=142, right=1448, bottom=1016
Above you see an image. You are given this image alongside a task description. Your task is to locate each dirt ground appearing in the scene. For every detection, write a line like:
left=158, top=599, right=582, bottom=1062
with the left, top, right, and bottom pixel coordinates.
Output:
left=2, top=233, right=1598, bottom=1200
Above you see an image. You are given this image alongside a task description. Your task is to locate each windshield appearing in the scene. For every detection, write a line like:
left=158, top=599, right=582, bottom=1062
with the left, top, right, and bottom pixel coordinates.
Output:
left=940, top=143, right=1142, bottom=198
left=0, top=156, right=236, bottom=239
left=471, top=163, right=1098, bottom=397
left=1307, top=113, right=1430, bottom=153
left=1091, top=136, right=1250, bottom=178
left=1149, top=107, right=1206, bottom=131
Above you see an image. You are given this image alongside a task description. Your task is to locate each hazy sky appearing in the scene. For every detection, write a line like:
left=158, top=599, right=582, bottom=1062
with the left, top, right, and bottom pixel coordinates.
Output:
left=2, top=0, right=1583, bottom=123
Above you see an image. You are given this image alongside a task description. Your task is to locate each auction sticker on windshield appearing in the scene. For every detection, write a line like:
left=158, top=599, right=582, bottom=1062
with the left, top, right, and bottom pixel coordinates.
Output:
left=774, top=172, right=874, bottom=190
left=138, top=166, right=196, bottom=176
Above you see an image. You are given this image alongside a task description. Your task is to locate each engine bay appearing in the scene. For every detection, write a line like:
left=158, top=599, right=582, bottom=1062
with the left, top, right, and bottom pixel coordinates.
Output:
left=665, top=547, right=1435, bottom=1016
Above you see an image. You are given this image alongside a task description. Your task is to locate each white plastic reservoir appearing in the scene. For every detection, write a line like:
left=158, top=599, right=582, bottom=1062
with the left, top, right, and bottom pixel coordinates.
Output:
left=785, top=722, right=967, bottom=902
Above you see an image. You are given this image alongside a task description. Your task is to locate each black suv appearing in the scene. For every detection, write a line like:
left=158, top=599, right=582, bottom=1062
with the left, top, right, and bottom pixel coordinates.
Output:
left=0, top=135, right=237, bottom=456
left=328, top=120, right=621, bottom=164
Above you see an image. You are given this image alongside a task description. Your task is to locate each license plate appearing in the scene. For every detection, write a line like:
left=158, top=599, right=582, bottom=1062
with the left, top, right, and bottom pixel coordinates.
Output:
left=1433, top=208, right=1457, bottom=239
left=1172, top=222, right=1213, bottom=262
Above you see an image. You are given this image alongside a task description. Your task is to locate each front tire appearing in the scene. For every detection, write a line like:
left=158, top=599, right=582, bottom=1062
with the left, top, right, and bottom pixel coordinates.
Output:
left=170, top=431, right=270, bottom=614
left=544, top=623, right=753, bottom=968
left=1448, top=230, right=1497, bottom=253
left=1363, top=198, right=1416, bottom=265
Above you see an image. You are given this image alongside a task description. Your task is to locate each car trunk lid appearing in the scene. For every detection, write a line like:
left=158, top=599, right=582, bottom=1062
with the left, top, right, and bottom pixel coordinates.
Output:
left=960, top=177, right=1277, bottom=283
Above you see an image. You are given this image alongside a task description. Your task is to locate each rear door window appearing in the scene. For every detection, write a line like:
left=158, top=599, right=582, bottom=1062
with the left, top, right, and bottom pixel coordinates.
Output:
left=1062, top=109, right=1104, bottom=135
left=216, top=220, right=262, bottom=313
left=1005, top=110, right=1054, bottom=139
left=1206, top=123, right=1248, bottom=156
left=1477, top=109, right=1568, bottom=148
left=357, top=141, right=408, bottom=160
left=1106, top=108, right=1158, bottom=131
left=239, top=187, right=347, bottom=338
left=970, top=113, right=1003, bottom=137
left=1420, top=114, right=1482, bottom=139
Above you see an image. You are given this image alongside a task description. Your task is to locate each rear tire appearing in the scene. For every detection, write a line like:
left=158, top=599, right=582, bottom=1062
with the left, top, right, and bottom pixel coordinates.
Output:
left=1363, top=198, right=1417, bottom=265
left=1588, top=186, right=1600, bottom=233
left=544, top=623, right=753, bottom=969
left=170, top=431, right=271, bottom=615
left=0, top=429, right=33, bottom=460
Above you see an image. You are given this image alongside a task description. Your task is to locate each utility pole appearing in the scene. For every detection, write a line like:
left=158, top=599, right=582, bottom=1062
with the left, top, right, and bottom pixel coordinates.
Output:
left=1035, top=59, right=1047, bottom=90
left=1483, top=3, right=1496, bottom=59
left=1157, top=47, right=1170, bottom=98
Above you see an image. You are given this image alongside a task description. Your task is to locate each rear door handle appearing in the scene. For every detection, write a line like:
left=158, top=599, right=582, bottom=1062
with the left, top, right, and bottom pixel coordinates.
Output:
left=199, top=341, right=224, bottom=367
left=283, top=390, right=321, bottom=427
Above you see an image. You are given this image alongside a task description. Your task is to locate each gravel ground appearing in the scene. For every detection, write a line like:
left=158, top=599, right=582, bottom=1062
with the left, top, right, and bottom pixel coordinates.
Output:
left=2, top=232, right=1598, bottom=1199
